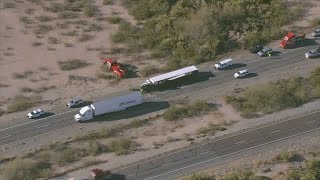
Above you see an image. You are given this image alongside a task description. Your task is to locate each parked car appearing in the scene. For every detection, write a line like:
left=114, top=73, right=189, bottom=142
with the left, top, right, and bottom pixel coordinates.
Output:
left=249, top=44, right=263, bottom=53
left=257, top=47, right=272, bottom=57
left=234, top=70, right=249, bottom=79
left=27, top=108, right=45, bottom=119
left=305, top=48, right=320, bottom=59
left=311, top=29, right=320, bottom=37
left=66, top=97, right=83, bottom=108
left=214, top=58, right=233, bottom=70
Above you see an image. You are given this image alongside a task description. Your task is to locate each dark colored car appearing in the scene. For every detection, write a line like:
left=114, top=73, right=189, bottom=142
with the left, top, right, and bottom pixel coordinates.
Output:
left=249, top=45, right=264, bottom=53
left=66, top=97, right=83, bottom=108
left=311, top=29, right=320, bottom=37
left=257, top=47, right=272, bottom=57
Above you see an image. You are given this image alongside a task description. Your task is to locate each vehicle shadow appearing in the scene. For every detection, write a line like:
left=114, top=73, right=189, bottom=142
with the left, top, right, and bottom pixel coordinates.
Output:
left=198, top=71, right=215, bottom=80
left=271, top=50, right=282, bottom=56
left=90, top=101, right=170, bottom=122
left=242, top=72, right=258, bottom=79
left=40, top=112, right=55, bottom=118
left=303, top=38, right=318, bottom=47
left=122, top=63, right=140, bottom=79
left=284, top=38, right=318, bottom=49
left=223, top=63, right=247, bottom=70
left=108, top=173, right=127, bottom=180
left=158, top=71, right=215, bottom=91
left=83, top=101, right=93, bottom=106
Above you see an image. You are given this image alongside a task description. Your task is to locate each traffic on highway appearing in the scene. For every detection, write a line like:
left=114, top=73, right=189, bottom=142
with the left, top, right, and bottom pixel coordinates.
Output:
left=1, top=29, right=320, bottom=180
left=1, top=30, right=320, bottom=146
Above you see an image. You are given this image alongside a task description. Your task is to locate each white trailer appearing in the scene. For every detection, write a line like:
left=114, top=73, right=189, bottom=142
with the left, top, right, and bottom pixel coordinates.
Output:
left=140, top=65, right=198, bottom=92
left=74, top=92, right=143, bottom=122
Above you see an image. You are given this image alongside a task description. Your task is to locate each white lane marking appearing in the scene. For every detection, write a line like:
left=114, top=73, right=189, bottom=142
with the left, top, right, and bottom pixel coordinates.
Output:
left=235, top=140, right=245, bottom=144
left=269, top=130, right=280, bottom=135
left=0, top=45, right=312, bottom=133
left=160, top=46, right=310, bottom=98
left=235, top=47, right=303, bottom=65
left=0, top=123, right=75, bottom=148
left=37, top=124, right=51, bottom=128
left=166, top=60, right=309, bottom=100
left=114, top=110, right=320, bottom=172
left=306, top=120, right=317, bottom=124
left=139, top=127, right=320, bottom=179
left=0, top=135, right=11, bottom=140
left=0, top=109, right=78, bottom=132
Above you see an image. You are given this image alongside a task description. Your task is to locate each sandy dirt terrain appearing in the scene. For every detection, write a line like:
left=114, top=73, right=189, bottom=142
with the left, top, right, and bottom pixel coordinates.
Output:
left=0, top=0, right=151, bottom=125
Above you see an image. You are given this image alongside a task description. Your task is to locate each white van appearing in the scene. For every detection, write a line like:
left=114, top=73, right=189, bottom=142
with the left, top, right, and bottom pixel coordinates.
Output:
left=214, top=58, right=233, bottom=70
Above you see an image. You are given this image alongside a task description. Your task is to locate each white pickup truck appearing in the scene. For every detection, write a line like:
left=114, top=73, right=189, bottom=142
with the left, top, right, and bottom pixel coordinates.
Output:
left=214, top=58, right=233, bottom=70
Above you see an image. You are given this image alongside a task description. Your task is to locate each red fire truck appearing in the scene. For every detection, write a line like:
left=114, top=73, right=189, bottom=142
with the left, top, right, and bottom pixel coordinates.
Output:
left=102, top=58, right=125, bottom=78
left=280, top=32, right=305, bottom=49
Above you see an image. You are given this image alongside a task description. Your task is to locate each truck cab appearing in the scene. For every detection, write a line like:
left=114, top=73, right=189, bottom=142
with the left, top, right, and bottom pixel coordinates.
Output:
left=102, top=58, right=125, bottom=78
left=140, top=80, right=153, bottom=92
left=74, top=106, right=93, bottom=122
left=280, top=32, right=305, bottom=49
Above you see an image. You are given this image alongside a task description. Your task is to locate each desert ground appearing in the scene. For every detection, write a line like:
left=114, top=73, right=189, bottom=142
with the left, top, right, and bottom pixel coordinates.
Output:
left=0, top=0, right=320, bottom=179
left=0, top=0, right=153, bottom=124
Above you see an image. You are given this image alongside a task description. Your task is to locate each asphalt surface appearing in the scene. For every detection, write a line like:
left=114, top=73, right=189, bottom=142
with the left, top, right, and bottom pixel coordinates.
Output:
left=1, top=41, right=320, bottom=148
left=112, top=110, right=320, bottom=180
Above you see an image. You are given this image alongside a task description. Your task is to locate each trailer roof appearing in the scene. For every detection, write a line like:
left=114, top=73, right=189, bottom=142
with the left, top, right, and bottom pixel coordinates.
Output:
left=149, top=65, right=198, bottom=83
left=93, top=91, right=141, bottom=107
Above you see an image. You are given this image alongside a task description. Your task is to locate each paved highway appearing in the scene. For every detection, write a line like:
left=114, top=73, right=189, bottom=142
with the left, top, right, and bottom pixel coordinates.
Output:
left=0, top=42, right=319, bottom=148
left=112, top=110, right=320, bottom=180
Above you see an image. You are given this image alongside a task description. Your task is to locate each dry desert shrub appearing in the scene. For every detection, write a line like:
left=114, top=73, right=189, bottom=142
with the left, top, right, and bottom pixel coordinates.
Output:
left=164, top=100, right=210, bottom=121
left=25, top=8, right=35, bottom=15
left=0, top=83, right=10, bottom=88
left=7, top=95, right=42, bottom=113
left=78, top=33, right=94, bottom=42
left=61, top=30, right=79, bottom=36
left=33, top=24, right=53, bottom=34
left=85, top=141, right=109, bottom=156
left=20, top=16, right=34, bottom=24
left=273, top=151, right=299, bottom=163
left=64, top=43, right=74, bottom=47
left=32, top=41, right=43, bottom=47
left=57, top=59, right=90, bottom=71
left=35, top=15, right=54, bottom=22
left=103, top=0, right=113, bottom=5
left=3, top=2, right=16, bottom=8
left=12, top=70, right=34, bottom=79
left=106, top=16, right=123, bottom=24
left=55, top=147, right=87, bottom=166
left=3, top=159, right=42, bottom=180
left=140, top=65, right=161, bottom=77
left=48, top=37, right=59, bottom=44
left=196, top=122, right=227, bottom=136
left=108, top=138, right=137, bottom=155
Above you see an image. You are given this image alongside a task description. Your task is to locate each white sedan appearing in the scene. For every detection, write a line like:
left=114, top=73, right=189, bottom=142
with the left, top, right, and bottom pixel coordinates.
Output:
left=234, top=70, right=249, bottom=79
left=27, top=108, right=45, bottom=119
left=305, top=49, right=320, bottom=59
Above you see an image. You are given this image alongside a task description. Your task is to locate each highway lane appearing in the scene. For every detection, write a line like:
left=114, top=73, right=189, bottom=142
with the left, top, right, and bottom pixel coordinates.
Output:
left=0, top=97, right=162, bottom=145
left=112, top=110, right=320, bottom=180
left=155, top=44, right=317, bottom=99
left=1, top=42, right=319, bottom=147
